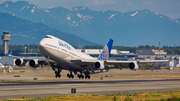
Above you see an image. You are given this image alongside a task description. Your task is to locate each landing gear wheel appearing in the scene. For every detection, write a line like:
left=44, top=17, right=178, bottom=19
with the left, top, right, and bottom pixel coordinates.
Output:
left=55, top=74, right=61, bottom=78
left=67, top=73, right=70, bottom=78
left=55, top=74, right=58, bottom=78
left=55, top=70, right=61, bottom=78
left=77, top=73, right=84, bottom=79
left=67, top=73, right=74, bottom=79
left=84, top=71, right=90, bottom=79
left=77, top=74, right=80, bottom=79
left=72, top=75, right=74, bottom=78
left=88, top=75, right=90, bottom=79
left=55, top=71, right=58, bottom=74
left=85, top=75, right=90, bottom=79
left=82, top=75, right=84, bottom=79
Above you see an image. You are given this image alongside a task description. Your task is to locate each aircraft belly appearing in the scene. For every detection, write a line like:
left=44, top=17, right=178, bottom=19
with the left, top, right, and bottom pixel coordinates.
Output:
left=60, top=62, right=84, bottom=71
left=41, top=47, right=84, bottom=71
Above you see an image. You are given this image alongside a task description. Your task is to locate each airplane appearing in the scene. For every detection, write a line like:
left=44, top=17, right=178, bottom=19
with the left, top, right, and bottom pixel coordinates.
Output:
left=0, top=63, right=13, bottom=73
left=14, top=35, right=169, bottom=79
left=0, top=63, right=5, bottom=69
left=163, top=56, right=166, bottom=60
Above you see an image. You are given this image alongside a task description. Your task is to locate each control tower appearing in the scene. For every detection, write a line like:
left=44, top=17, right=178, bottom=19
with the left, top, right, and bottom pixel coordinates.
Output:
left=1, top=31, right=10, bottom=56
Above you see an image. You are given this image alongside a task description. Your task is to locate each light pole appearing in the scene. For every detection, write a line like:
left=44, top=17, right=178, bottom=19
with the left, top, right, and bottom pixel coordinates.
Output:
left=25, top=47, right=27, bottom=57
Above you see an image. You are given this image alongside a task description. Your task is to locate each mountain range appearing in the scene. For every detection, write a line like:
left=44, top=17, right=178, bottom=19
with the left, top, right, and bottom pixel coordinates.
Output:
left=0, top=1, right=180, bottom=46
left=0, top=13, right=99, bottom=46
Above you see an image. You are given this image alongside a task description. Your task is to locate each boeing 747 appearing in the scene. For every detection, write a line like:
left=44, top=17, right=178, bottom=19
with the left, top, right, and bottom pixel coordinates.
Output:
left=15, top=35, right=168, bottom=79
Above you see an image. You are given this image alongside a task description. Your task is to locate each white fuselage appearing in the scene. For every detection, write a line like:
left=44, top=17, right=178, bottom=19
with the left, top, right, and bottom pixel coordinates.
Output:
left=38, top=35, right=95, bottom=71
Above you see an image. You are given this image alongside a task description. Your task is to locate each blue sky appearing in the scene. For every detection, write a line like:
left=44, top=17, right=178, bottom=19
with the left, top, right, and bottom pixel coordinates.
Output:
left=0, top=0, right=180, bottom=19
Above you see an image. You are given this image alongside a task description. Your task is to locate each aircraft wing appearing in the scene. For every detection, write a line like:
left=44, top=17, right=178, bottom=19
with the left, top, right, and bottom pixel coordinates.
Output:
left=72, top=59, right=168, bottom=65
left=8, top=54, right=47, bottom=67
left=71, top=59, right=169, bottom=71
left=18, top=57, right=47, bottom=67
left=105, top=60, right=169, bottom=64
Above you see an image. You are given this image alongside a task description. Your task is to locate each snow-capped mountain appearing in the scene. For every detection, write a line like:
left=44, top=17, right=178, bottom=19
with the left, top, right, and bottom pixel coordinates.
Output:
left=175, top=18, right=180, bottom=24
left=0, top=1, right=180, bottom=46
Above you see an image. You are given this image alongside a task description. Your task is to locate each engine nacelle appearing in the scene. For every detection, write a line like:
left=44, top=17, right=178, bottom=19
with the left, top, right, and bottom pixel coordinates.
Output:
left=29, top=59, right=39, bottom=68
left=129, top=62, right=139, bottom=70
left=94, top=61, right=105, bottom=70
left=15, top=58, right=24, bottom=66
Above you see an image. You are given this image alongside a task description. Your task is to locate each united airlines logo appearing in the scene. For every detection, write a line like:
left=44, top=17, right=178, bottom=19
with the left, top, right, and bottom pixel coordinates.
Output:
left=58, top=41, right=71, bottom=50
left=98, top=45, right=109, bottom=60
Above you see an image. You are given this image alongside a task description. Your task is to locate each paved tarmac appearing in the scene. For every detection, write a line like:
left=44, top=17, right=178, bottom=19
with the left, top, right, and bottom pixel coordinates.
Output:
left=0, top=69, right=180, bottom=99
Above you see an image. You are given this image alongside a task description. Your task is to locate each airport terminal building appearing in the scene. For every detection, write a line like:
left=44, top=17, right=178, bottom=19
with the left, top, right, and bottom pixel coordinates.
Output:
left=76, top=49, right=140, bottom=61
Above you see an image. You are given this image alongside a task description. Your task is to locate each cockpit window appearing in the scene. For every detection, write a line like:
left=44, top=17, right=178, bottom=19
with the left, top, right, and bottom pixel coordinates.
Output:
left=44, top=36, right=51, bottom=38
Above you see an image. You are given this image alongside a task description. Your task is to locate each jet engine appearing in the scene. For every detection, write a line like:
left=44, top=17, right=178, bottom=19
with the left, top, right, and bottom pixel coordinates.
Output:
left=128, top=62, right=139, bottom=70
left=15, top=58, right=25, bottom=66
left=94, top=61, right=105, bottom=70
left=29, top=59, right=39, bottom=68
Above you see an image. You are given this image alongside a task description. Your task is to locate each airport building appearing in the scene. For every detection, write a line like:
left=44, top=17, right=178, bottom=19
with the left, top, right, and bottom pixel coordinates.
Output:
left=77, top=49, right=140, bottom=60
left=136, top=49, right=167, bottom=55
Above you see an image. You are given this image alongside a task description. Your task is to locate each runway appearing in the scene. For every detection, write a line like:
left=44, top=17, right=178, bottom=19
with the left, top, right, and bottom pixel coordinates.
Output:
left=0, top=69, right=180, bottom=99
left=1, top=78, right=180, bottom=99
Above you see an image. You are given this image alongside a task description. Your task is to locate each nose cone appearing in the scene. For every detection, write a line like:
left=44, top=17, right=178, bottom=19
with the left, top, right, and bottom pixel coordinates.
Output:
left=38, top=39, right=45, bottom=47
left=38, top=39, right=47, bottom=57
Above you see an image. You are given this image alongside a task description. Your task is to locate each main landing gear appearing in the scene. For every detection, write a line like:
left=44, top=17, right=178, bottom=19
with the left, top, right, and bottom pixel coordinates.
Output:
left=77, top=72, right=90, bottom=79
left=77, top=73, right=84, bottom=79
left=66, top=71, right=91, bottom=79
left=55, top=70, right=61, bottom=78
left=84, top=72, right=90, bottom=79
left=67, top=71, right=74, bottom=78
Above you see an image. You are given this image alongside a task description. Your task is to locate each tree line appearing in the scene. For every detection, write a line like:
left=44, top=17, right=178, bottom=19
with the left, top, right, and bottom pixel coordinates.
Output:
left=0, top=44, right=179, bottom=55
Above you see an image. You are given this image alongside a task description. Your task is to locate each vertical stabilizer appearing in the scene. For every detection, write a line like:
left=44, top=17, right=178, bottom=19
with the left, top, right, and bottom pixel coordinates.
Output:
left=174, top=56, right=177, bottom=60
left=163, top=56, right=166, bottom=60
left=98, top=39, right=113, bottom=60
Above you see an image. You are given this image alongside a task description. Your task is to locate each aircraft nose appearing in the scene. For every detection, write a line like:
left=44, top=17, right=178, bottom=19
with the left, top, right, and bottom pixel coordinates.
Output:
left=38, top=39, right=47, bottom=57
left=38, top=39, right=46, bottom=52
left=38, top=39, right=45, bottom=47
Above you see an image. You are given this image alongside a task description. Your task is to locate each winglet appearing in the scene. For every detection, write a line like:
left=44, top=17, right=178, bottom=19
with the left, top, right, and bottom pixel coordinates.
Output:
left=98, top=39, right=113, bottom=60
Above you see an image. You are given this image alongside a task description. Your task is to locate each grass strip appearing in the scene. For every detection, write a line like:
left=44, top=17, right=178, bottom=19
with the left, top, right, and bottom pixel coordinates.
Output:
left=3, top=90, right=180, bottom=101
left=92, top=74, right=180, bottom=78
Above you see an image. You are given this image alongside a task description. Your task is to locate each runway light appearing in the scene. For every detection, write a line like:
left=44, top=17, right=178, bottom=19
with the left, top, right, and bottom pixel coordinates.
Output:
left=14, top=75, right=20, bottom=77
left=71, top=88, right=76, bottom=94
left=34, top=78, right=38, bottom=80
left=105, top=75, right=108, bottom=77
